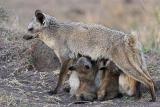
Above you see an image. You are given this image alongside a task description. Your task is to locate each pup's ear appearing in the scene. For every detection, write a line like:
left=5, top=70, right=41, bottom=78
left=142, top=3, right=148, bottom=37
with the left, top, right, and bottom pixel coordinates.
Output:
left=68, top=65, right=76, bottom=71
left=99, top=66, right=107, bottom=70
left=35, top=10, right=45, bottom=24
left=77, top=53, right=82, bottom=58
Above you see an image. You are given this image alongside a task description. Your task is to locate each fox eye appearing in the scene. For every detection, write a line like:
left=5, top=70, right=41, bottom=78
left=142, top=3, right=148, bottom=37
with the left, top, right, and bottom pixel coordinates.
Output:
left=42, top=21, right=45, bottom=25
left=68, top=66, right=76, bottom=71
left=85, top=65, right=90, bottom=69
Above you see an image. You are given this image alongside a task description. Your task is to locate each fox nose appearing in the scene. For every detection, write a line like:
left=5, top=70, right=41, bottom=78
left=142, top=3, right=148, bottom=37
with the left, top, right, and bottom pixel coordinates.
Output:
left=28, top=27, right=33, bottom=32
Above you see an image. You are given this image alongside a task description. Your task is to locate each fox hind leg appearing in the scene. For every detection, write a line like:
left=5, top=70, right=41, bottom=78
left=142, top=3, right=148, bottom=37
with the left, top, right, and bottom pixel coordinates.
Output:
left=111, top=48, right=156, bottom=101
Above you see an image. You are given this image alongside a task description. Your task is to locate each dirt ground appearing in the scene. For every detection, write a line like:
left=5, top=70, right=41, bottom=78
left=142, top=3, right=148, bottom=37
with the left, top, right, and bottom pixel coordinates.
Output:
left=0, top=25, right=160, bottom=107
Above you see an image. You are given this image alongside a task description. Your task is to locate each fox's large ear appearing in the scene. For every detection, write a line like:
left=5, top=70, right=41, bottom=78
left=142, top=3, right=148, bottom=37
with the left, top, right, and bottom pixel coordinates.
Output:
left=35, top=10, right=45, bottom=25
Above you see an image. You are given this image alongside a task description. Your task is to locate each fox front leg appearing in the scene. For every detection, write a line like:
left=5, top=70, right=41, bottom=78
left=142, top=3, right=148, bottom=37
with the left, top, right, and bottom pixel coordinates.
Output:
left=48, top=58, right=72, bottom=95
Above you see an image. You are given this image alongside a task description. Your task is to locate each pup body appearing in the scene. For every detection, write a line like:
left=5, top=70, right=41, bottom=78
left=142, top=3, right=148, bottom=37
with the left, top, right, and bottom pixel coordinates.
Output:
left=69, top=56, right=98, bottom=101
left=69, top=71, right=80, bottom=96
left=97, top=59, right=120, bottom=100
left=97, top=59, right=140, bottom=100
left=119, top=73, right=140, bottom=97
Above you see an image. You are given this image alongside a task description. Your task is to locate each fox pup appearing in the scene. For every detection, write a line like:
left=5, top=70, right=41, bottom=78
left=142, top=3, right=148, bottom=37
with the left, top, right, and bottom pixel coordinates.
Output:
left=119, top=73, right=141, bottom=97
left=97, top=59, right=141, bottom=100
left=97, top=59, right=120, bottom=100
left=68, top=56, right=98, bottom=101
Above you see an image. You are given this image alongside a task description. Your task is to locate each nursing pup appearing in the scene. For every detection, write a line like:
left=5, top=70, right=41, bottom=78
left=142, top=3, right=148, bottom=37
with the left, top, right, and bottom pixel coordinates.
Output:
left=97, top=59, right=120, bottom=100
left=119, top=73, right=141, bottom=98
left=97, top=59, right=141, bottom=100
left=68, top=56, right=98, bottom=101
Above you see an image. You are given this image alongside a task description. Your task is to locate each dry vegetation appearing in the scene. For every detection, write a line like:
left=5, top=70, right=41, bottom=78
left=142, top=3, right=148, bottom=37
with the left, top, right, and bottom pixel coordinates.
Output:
left=0, top=0, right=160, bottom=107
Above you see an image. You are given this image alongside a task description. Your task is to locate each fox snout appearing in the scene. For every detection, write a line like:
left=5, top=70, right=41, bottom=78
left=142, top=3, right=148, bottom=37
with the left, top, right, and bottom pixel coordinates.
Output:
left=23, top=26, right=38, bottom=40
left=23, top=27, right=37, bottom=40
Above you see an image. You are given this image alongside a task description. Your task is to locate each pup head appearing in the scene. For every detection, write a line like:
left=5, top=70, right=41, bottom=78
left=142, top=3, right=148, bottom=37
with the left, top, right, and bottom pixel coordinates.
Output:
left=98, top=59, right=121, bottom=75
left=69, top=57, right=92, bottom=75
left=98, top=59, right=110, bottom=71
